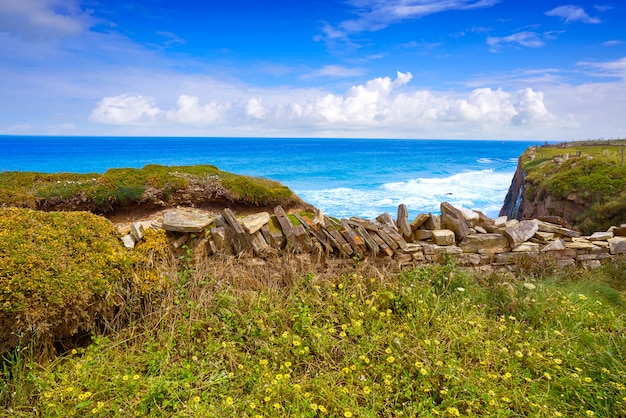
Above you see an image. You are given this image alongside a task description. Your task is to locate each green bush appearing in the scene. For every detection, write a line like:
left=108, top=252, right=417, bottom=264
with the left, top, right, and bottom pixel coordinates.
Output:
left=0, top=208, right=130, bottom=356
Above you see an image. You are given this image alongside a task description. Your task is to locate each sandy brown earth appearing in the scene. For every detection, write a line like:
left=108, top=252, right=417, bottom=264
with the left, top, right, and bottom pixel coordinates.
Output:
left=105, top=202, right=311, bottom=226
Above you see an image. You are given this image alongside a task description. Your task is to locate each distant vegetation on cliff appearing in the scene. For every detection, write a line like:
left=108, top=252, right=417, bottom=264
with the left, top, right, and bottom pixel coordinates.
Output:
left=502, top=140, right=626, bottom=234
left=0, top=164, right=306, bottom=214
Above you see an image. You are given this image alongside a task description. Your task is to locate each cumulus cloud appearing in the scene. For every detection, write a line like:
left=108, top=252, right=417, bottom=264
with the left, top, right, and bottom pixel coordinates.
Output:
left=89, top=71, right=555, bottom=136
left=89, top=94, right=232, bottom=126
left=487, top=31, right=545, bottom=51
left=545, top=5, right=601, bottom=24
left=89, top=95, right=161, bottom=125
left=166, top=95, right=229, bottom=125
left=0, top=0, right=92, bottom=40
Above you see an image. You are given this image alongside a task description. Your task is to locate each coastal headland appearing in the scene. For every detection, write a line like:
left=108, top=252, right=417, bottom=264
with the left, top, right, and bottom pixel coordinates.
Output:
left=1, top=142, right=625, bottom=417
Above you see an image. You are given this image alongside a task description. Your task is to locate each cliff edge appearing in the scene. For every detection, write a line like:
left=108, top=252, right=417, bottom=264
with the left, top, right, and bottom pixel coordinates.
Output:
left=500, top=141, right=626, bottom=234
left=0, top=164, right=313, bottom=222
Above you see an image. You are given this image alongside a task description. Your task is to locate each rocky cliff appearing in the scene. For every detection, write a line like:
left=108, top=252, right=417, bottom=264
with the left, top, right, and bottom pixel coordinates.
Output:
left=500, top=142, right=626, bottom=234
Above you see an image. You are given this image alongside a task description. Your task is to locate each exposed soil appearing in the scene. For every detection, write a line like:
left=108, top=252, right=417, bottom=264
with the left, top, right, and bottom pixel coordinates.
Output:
left=104, top=201, right=309, bottom=225
left=32, top=193, right=314, bottom=226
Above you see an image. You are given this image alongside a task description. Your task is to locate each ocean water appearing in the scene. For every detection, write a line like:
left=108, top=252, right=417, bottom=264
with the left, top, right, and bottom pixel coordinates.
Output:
left=0, top=136, right=541, bottom=219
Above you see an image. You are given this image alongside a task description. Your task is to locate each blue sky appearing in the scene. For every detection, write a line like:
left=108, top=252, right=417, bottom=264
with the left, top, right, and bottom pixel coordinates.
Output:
left=1, top=0, right=625, bottom=139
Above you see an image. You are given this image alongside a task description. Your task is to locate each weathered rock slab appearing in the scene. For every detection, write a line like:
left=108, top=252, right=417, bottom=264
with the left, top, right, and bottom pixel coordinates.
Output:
left=241, top=212, right=270, bottom=234
left=588, top=231, right=613, bottom=241
left=536, top=220, right=580, bottom=238
left=493, top=216, right=508, bottom=227
left=397, top=204, right=412, bottom=238
left=608, top=237, right=626, bottom=255
left=611, top=225, right=626, bottom=237
left=441, top=202, right=470, bottom=242
left=411, top=213, right=430, bottom=230
left=414, top=229, right=432, bottom=241
left=431, top=229, right=455, bottom=246
left=121, top=234, right=136, bottom=249
left=459, top=207, right=480, bottom=227
left=512, top=242, right=541, bottom=252
left=502, top=220, right=538, bottom=248
left=162, top=209, right=214, bottom=233
left=459, top=233, right=509, bottom=254
left=542, top=238, right=566, bottom=252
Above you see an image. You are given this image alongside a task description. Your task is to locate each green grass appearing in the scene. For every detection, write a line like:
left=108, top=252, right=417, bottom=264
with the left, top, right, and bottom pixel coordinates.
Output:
left=521, top=142, right=626, bottom=234
left=2, top=247, right=624, bottom=417
left=0, top=164, right=300, bottom=211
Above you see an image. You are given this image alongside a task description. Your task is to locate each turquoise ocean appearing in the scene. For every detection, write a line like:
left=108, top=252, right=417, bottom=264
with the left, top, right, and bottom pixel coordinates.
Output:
left=0, top=136, right=543, bottom=220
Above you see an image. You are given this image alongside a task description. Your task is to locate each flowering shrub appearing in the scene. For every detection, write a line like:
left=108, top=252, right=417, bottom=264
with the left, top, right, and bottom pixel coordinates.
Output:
left=0, top=208, right=130, bottom=355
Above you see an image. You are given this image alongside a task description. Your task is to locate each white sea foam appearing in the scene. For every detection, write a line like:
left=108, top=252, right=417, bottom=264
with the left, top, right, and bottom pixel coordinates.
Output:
left=297, top=169, right=514, bottom=220
left=477, top=158, right=493, bottom=164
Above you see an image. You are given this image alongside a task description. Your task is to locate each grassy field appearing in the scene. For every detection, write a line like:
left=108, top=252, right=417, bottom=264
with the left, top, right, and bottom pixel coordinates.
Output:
left=2, top=223, right=625, bottom=417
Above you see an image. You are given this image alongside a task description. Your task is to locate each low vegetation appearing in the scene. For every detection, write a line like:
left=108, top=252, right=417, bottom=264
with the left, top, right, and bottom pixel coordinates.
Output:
left=0, top=208, right=129, bottom=357
left=1, top=208, right=624, bottom=417
left=0, top=164, right=303, bottom=213
left=521, top=141, right=626, bottom=234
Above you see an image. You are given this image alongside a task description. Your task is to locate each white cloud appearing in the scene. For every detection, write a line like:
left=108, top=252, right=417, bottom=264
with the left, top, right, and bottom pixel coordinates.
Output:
left=166, top=95, right=230, bottom=125
left=303, top=65, right=365, bottom=78
left=246, top=98, right=265, bottom=119
left=511, top=88, right=552, bottom=125
left=487, top=32, right=545, bottom=51
left=316, top=0, right=499, bottom=48
left=578, top=57, right=626, bottom=78
left=87, top=71, right=556, bottom=137
left=341, top=0, right=499, bottom=33
left=89, top=95, right=161, bottom=125
left=0, top=0, right=93, bottom=40
left=545, top=5, right=601, bottom=24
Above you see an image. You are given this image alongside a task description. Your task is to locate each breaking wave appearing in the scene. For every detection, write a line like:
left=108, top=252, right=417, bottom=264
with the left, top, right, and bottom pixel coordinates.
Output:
left=296, top=169, right=513, bottom=220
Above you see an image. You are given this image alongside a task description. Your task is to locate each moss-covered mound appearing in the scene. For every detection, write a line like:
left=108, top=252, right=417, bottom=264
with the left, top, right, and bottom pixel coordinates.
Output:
left=518, top=141, right=626, bottom=234
left=0, top=164, right=309, bottom=215
left=0, top=208, right=130, bottom=356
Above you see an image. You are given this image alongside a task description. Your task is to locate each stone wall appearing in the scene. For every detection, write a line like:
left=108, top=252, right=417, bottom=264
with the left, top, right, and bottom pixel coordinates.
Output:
left=120, top=202, right=626, bottom=269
